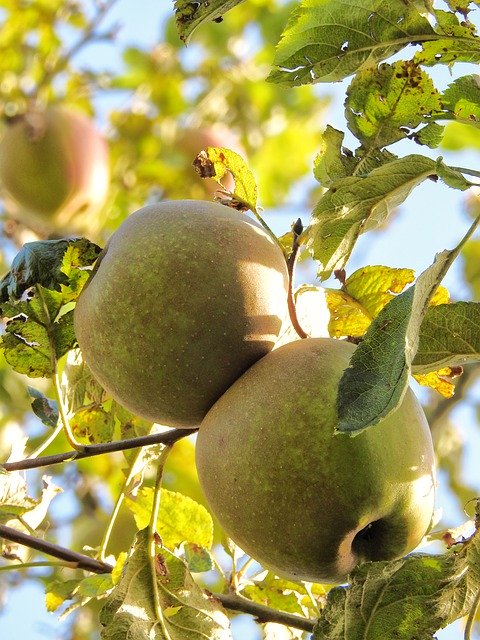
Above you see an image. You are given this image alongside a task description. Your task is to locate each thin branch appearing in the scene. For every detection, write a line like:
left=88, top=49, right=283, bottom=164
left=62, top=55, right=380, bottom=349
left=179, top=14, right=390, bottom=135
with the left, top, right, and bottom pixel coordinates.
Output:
left=148, top=445, right=173, bottom=638
left=287, top=219, right=308, bottom=340
left=215, top=592, right=315, bottom=633
left=2, top=428, right=197, bottom=471
left=0, top=525, right=113, bottom=574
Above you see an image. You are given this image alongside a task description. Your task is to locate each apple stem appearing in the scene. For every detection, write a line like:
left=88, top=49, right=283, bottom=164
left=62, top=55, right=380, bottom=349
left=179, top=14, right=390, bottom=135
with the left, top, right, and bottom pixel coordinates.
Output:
left=288, top=218, right=308, bottom=340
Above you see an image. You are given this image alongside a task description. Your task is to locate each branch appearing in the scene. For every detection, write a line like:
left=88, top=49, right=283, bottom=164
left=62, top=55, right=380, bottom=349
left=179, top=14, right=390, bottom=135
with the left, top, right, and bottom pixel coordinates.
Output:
left=0, top=525, right=113, bottom=574
left=215, top=592, right=315, bottom=633
left=2, top=428, right=197, bottom=471
left=287, top=219, right=308, bottom=340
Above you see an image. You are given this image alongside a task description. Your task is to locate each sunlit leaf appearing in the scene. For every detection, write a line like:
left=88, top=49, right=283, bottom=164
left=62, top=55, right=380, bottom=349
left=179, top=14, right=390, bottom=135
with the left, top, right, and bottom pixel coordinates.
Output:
left=174, top=0, right=246, bottom=43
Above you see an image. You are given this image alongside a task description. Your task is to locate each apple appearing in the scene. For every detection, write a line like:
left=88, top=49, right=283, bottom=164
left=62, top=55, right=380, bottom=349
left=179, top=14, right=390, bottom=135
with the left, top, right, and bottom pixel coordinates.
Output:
left=0, top=106, right=110, bottom=235
left=74, top=199, right=289, bottom=427
left=196, top=337, right=436, bottom=583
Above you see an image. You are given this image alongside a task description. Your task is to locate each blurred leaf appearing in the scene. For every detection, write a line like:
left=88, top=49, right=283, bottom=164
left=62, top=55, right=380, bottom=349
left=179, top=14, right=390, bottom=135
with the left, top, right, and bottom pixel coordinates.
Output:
left=346, top=61, right=443, bottom=148
left=314, top=531, right=480, bottom=639
left=174, top=0, right=246, bottom=43
left=45, top=579, right=79, bottom=613
left=70, top=405, right=115, bottom=445
left=307, top=155, right=436, bottom=280
left=99, top=529, right=232, bottom=640
left=125, top=488, right=214, bottom=551
left=0, top=471, right=38, bottom=521
left=269, top=0, right=435, bottom=86
left=182, top=543, right=215, bottom=573
left=27, top=386, right=58, bottom=428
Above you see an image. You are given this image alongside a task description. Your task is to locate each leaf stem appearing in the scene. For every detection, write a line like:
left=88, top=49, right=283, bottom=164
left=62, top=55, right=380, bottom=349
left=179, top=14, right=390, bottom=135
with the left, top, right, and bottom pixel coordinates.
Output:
left=0, top=524, right=113, bottom=574
left=216, top=592, right=315, bottom=633
left=148, top=445, right=174, bottom=639
left=287, top=219, right=308, bottom=339
left=2, top=428, right=197, bottom=471
left=53, top=371, right=85, bottom=451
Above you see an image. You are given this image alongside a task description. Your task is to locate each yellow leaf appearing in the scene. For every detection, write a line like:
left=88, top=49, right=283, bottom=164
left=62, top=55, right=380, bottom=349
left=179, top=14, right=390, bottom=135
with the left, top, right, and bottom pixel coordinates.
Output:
left=413, top=368, right=458, bottom=398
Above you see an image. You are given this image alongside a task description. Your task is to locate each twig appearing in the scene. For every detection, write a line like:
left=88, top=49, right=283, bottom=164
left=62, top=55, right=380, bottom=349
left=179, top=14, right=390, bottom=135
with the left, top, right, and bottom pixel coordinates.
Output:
left=215, top=592, right=315, bottom=633
left=287, top=219, right=308, bottom=340
left=2, top=428, right=197, bottom=471
left=0, top=524, right=113, bottom=574
left=0, top=525, right=316, bottom=631
left=148, top=445, right=173, bottom=639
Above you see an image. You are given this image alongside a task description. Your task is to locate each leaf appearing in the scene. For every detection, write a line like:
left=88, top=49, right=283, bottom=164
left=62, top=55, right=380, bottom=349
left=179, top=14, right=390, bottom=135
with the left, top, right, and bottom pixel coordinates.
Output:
left=336, top=245, right=472, bottom=433
left=415, top=9, right=480, bottom=67
left=313, top=531, right=480, bottom=639
left=45, top=579, right=79, bottom=613
left=242, top=573, right=327, bottom=617
left=27, top=386, right=59, bottom=428
left=307, top=155, right=437, bottom=280
left=442, top=74, right=480, bottom=123
left=0, top=471, right=38, bottom=522
left=125, top=488, right=214, bottom=551
left=313, top=126, right=357, bottom=187
left=326, top=265, right=415, bottom=338
left=345, top=61, right=443, bottom=148
left=193, top=147, right=258, bottom=212
left=435, top=157, right=474, bottom=190
left=70, top=406, right=115, bottom=445
left=182, top=543, right=215, bottom=573
left=174, top=0, right=246, bottom=43
left=0, top=238, right=101, bottom=303
left=100, top=529, right=232, bottom=640
left=268, top=0, right=435, bottom=86
left=413, top=122, right=445, bottom=148
left=413, top=368, right=458, bottom=398
left=413, top=302, right=480, bottom=372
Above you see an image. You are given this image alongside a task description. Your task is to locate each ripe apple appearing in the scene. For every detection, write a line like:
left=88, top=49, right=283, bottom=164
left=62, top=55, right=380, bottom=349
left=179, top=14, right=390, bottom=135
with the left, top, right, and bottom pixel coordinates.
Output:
left=196, top=337, right=436, bottom=583
left=74, top=199, right=289, bottom=427
left=0, top=106, right=110, bottom=235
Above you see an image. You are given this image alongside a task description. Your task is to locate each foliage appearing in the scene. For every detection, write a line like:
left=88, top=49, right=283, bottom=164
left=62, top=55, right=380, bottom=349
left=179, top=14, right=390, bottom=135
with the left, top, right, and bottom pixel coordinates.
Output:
left=0, top=1, right=479, bottom=640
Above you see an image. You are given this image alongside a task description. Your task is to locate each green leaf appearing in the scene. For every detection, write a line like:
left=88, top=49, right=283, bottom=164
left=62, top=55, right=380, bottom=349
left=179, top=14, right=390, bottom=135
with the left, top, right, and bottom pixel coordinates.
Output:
left=314, top=532, right=480, bottom=639
left=125, top=488, right=214, bottom=551
left=413, top=122, right=445, bottom=148
left=345, top=61, right=443, bottom=148
left=436, top=157, right=475, bottom=190
left=182, top=543, right=215, bottom=573
left=413, top=302, right=480, bottom=372
left=0, top=238, right=101, bottom=303
left=442, top=74, right=480, bottom=123
left=242, top=572, right=327, bottom=616
left=174, top=0, right=246, bottom=43
left=307, top=155, right=436, bottom=280
left=70, top=406, right=115, bottom=445
left=193, top=146, right=258, bottom=212
left=415, top=9, right=480, bottom=67
left=268, top=0, right=435, bottom=86
left=313, top=126, right=357, bottom=187
left=77, top=573, right=115, bottom=599
left=336, top=250, right=471, bottom=433
left=28, top=386, right=59, bottom=428
left=100, top=529, right=232, bottom=640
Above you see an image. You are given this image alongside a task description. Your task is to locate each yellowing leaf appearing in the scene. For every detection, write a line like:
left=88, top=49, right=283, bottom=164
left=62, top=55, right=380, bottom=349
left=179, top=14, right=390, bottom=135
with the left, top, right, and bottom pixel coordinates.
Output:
left=430, top=285, right=450, bottom=306
left=125, top=488, right=214, bottom=550
left=413, top=365, right=463, bottom=398
left=326, top=290, right=370, bottom=338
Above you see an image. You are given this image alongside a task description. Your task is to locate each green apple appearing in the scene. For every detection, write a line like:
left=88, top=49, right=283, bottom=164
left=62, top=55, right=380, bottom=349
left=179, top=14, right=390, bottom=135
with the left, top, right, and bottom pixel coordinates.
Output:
left=0, top=106, right=110, bottom=235
left=74, top=200, right=289, bottom=427
left=196, top=337, right=436, bottom=583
